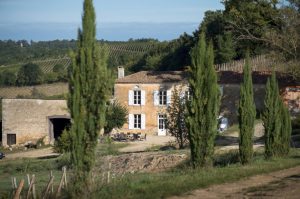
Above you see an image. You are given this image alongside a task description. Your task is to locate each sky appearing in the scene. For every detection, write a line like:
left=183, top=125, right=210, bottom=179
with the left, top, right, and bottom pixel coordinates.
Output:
left=0, top=0, right=224, bottom=41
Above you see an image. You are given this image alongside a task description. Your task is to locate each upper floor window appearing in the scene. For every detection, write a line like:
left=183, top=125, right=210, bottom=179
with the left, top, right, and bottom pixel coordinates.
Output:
left=134, top=90, right=141, bottom=105
left=159, top=91, right=167, bottom=105
left=154, top=90, right=171, bottom=106
left=128, top=89, right=145, bottom=106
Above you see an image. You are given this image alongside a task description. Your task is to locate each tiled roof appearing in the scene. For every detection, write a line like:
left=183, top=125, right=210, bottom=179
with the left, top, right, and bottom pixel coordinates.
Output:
left=116, top=70, right=299, bottom=86
left=116, top=71, right=188, bottom=84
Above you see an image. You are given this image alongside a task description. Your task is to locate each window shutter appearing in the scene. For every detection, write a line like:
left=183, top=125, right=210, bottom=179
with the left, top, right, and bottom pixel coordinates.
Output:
left=141, top=90, right=146, bottom=105
left=128, top=90, right=133, bottom=105
left=153, top=90, right=159, bottom=106
left=141, top=114, right=146, bottom=129
left=128, top=114, right=134, bottom=129
left=167, top=90, right=172, bottom=105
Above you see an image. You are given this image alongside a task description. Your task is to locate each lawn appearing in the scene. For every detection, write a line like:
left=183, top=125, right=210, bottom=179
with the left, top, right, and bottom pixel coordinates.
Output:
left=92, top=148, right=300, bottom=199
left=0, top=156, right=68, bottom=198
left=1, top=142, right=300, bottom=199
left=0, top=142, right=127, bottom=198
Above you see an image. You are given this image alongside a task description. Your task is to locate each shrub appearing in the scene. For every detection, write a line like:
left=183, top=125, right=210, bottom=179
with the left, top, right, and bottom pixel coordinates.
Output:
left=36, top=136, right=46, bottom=148
left=16, top=63, right=44, bottom=86
left=54, top=129, right=71, bottom=153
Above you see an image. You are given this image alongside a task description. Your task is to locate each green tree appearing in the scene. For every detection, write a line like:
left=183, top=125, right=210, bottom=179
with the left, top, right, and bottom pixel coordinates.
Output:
left=104, top=101, right=128, bottom=134
left=16, top=63, right=44, bottom=86
left=238, top=53, right=256, bottom=164
left=68, top=0, right=112, bottom=194
left=223, top=0, right=281, bottom=57
left=186, top=33, right=220, bottom=168
left=278, top=100, right=292, bottom=156
left=166, top=86, right=188, bottom=149
left=216, top=32, right=236, bottom=64
left=262, top=71, right=282, bottom=158
left=0, top=70, right=16, bottom=86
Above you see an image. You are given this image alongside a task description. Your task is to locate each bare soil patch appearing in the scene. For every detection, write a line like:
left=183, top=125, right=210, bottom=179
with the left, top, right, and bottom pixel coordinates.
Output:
left=169, top=166, right=300, bottom=199
left=97, top=151, right=187, bottom=175
left=3, top=147, right=59, bottom=160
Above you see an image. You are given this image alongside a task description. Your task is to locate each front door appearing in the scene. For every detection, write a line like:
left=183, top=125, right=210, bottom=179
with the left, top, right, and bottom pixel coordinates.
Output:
left=158, top=114, right=167, bottom=136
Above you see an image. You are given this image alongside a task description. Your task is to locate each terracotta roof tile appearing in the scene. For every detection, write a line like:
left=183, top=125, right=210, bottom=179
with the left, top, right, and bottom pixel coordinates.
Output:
left=116, top=70, right=299, bottom=86
left=116, top=71, right=188, bottom=84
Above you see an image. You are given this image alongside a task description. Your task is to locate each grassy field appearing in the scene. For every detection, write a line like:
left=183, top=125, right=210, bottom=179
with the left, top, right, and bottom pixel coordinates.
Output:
left=1, top=144, right=300, bottom=199
left=92, top=149, right=300, bottom=199
left=0, top=156, right=69, bottom=198
left=0, top=142, right=127, bottom=197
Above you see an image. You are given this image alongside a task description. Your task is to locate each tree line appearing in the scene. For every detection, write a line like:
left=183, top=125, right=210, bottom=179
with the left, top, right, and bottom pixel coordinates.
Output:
left=0, top=63, right=67, bottom=87
left=167, top=33, right=292, bottom=167
left=129, top=0, right=299, bottom=80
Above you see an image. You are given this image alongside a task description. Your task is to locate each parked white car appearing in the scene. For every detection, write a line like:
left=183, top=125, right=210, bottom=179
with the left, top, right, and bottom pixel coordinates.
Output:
left=218, top=116, right=229, bottom=132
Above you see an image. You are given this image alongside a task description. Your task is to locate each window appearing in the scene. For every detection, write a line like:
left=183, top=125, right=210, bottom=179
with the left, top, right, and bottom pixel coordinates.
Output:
left=129, top=90, right=145, bottom=105
left=158, top=115, right=166, bottom=130
left=129, top=114, right=145, bottom=129
left=134, top=90, right=141, bottom=105
left=159, top=91, right=167, bottom=105
left=134, top=114, right=141, bottom=129
left=7, top=134, right=16, bottom=145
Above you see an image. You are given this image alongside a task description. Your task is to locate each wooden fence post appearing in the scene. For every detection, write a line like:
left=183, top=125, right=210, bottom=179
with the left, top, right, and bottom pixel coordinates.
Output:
left=43, top=175, right=54, bottom=199
left=13, top=179, right=24, bottom=199
left=32, top=174, right=36, bottom=199
left=56, top=166, right=67, bottom=198
left=26, top=174, right=36, bottom=199
left=107, top=162, right=111, bottom=184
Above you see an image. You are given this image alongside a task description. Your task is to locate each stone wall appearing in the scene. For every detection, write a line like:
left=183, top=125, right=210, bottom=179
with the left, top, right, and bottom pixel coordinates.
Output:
left=1, top=99, right=69, bottom=146
left=221, top=84, right=266, bottom=124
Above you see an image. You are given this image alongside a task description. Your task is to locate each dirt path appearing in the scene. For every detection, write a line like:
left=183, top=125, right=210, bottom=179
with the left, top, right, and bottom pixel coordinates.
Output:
left=169, top=166, right=300, bottom=199
left=4, top=147, right=59, bottom=160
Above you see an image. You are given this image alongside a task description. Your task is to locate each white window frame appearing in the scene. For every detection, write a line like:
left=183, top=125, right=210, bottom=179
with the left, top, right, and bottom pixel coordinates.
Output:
left=129, top=114, right=145, bottom=129
left=134, top=114, right=141, bottom=129
left=158, top=114, right=166, bottom=130
left=159, top=90, right=167, bottom=105
left=133, top=90, right=141, bottom=105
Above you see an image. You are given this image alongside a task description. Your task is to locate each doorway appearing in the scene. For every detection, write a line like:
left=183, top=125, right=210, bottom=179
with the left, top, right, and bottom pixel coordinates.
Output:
left=158, top=114, right=167, bottom=136
left=49, top=117, right=71, bottom=143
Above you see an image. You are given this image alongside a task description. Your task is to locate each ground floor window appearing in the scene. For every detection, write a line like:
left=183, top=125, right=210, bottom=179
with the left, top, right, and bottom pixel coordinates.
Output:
left=134, top=114, right=141, bottom=129
left=7, top=134, right=16, bottom=145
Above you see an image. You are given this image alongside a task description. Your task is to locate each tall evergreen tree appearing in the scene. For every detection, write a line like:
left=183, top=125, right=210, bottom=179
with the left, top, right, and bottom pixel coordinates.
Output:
left=186, top=33, right=220, bottom=168
left=68, top=0, right=112, bottom=193
left=278, top=100, right=292, bottom=156
left=238, top=52, right=256, bottom=164
left=262, top=71, right=282, bottom=158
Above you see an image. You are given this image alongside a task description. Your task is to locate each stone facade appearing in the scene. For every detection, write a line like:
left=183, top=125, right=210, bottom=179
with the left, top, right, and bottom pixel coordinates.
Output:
left=1, top=99, right=69, bottom=146
left=114, top=81, right=266, bottom=135
left=114, top=82, right=188, bottom=135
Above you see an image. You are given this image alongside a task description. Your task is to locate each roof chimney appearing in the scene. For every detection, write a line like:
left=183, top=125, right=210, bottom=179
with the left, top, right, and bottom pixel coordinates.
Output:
left=118, top=66, right=125, bottom=79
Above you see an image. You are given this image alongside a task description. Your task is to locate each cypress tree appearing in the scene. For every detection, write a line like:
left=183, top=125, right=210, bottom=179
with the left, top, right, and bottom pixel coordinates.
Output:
left=68, top=0, right=112, bottom=193
left=186, top=33, right=220, bottom=168
left=238, top=53, right=256, bottom=164
left=278, top=100, right=292, bottom=156
left=262, top=71, right=281, bottom=158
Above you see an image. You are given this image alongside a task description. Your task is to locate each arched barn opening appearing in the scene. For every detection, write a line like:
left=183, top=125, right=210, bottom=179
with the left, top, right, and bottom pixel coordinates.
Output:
left=49, top=116, right=71, bottom=144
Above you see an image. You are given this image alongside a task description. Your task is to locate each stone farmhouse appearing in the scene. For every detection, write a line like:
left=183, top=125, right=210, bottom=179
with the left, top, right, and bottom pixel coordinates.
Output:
left=1, top=65, right=299, bottom=146
left=114, top=67, right=300, bottom=136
